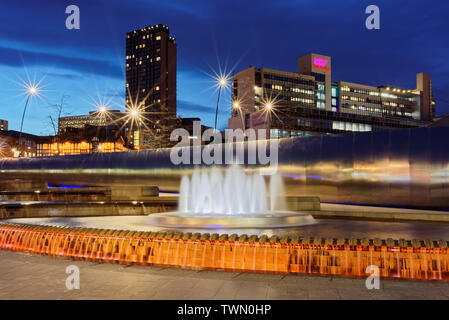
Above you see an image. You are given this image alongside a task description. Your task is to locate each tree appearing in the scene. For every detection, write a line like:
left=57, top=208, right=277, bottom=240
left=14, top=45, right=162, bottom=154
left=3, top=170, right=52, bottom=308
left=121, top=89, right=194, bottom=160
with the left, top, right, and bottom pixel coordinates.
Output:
left=47, top=94, right=70, bottom=136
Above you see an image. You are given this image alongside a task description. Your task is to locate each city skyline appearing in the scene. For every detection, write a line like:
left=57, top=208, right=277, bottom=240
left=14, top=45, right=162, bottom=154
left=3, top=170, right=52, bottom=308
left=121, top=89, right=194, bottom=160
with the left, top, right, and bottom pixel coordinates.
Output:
left=0, top=0, right=448, bottom=135
left=2, top=1, right=449, bottom=304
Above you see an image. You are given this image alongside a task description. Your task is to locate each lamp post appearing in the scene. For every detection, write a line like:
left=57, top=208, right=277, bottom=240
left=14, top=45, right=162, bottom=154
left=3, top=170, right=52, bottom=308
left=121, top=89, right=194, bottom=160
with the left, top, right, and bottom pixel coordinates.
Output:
left=214, top=77, right=228, bottom=132
left=95, top=104, right=108, bottom=142
left=263, top=102, right=274, bottom=139
left=18, top=85, right=38, bottom=157
left=232, top=101, right=245, bottom=132
left=129, top=108, right=141, bottom=149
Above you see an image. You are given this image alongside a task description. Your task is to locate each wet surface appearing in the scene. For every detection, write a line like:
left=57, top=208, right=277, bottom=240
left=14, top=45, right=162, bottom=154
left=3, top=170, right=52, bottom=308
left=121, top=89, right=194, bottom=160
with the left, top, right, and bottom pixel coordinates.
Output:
left=7, top=215, right=449, bottom=240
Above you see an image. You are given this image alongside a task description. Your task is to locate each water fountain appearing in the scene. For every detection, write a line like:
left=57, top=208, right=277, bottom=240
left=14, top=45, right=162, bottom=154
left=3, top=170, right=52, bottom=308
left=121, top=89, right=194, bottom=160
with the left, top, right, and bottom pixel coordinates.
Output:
left=147, top=165, right=315, bottom=229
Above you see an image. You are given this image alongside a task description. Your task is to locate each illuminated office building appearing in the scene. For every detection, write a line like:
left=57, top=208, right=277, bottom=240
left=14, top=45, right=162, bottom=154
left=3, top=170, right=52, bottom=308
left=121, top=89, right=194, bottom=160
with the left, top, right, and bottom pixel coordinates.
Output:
left=229, top=53, right=435, bottom=138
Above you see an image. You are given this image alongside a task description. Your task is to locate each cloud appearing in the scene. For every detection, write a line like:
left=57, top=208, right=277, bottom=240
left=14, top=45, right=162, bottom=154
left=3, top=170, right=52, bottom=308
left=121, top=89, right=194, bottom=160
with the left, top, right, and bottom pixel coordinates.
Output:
left=178, top=100, right=215, bottom=114
left=0, top=46, right=123, bottom=79
left=0, top=0, right=448, bottom=132
left=45, top=72, right=84, bottom=80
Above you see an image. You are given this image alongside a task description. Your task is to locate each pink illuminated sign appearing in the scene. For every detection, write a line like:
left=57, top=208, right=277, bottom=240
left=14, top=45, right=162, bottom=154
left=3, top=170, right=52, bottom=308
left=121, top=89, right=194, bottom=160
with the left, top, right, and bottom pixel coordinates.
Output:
left=313, top=57, right=330, bottom=71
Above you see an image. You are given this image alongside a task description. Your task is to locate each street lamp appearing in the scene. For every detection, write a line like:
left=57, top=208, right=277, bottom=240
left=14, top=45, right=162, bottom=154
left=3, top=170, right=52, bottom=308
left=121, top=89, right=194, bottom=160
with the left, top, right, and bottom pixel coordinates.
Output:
left=98, top=105, right=107, bottom=113
left=18, top=85, right=39, bottom=157
left=128, top=108, right=142, bottom=149
left=232, top=100, right=245, bottom=132
left=260, top=98, right=280, bottom=139
left=263, top=102, right=275, bottom=128
left=214, top=76, right=229, bottom=132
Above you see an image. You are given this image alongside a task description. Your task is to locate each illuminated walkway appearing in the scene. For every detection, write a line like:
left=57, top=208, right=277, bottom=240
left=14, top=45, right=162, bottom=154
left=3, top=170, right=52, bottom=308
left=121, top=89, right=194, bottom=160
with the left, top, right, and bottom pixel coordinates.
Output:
left=1, top=251, right=448, bottom=300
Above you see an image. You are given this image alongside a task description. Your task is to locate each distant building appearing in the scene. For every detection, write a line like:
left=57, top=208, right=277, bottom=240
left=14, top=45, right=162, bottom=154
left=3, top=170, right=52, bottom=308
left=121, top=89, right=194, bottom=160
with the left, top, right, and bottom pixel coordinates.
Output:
left=429, top=114, right=449, bottom=127
left=229, top=53, right=435, bottom=138
left=58, top=110, right=126, bottom=133
left=176, top=118, right=213, bottom=146
left=126, top=24, right=177, bottom=149
left=31, top=110, right=130, bottom=156
left=0, top=119, right=7, bottom=131
left=37, top=125, right=128, bottom=157
left=0, top=130, right=38, bottom=158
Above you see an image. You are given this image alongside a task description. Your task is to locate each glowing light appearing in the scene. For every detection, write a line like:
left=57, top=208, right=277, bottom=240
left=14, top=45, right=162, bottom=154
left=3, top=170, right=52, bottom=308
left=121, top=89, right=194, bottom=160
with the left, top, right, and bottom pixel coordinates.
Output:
left=218, top=77, right=228, bottom=87
left=205, top=67, right=232, bottom=94
left=260, top=94, right=281, bottom=124
left=0, top=137, right=10, bottom=158
left=0, top=223, right=448, bottom=281
left=27, top=86, right=38, bottom=96
left=313, top=57, right=330, bottom=71
left=84, top=95, right=116, bottom=126
left=113, top=85, right=163, bottom=135
left=14, top=72, right=48, bottom=102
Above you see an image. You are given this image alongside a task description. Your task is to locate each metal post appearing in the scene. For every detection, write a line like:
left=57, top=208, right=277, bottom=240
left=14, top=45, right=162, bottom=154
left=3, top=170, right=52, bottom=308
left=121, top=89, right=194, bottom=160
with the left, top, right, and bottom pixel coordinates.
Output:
left=18, top=95, right=31, bottom=157
left=214, top=86, right=222, bottom=132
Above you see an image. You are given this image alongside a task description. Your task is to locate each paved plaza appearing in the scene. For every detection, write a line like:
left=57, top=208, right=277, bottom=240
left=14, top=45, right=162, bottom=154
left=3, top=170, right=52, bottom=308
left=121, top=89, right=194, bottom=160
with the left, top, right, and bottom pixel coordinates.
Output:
left=0, top=250, right=449, bottom=300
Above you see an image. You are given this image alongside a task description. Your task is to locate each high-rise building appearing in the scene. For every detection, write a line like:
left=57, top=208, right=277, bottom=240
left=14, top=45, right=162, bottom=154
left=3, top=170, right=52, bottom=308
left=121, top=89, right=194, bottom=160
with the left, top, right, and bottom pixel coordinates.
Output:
left=229, top=53, right=435, bottom=138
left=126, top=24, right=177, bottom=149
left=0, top=119, right=8, bottom=131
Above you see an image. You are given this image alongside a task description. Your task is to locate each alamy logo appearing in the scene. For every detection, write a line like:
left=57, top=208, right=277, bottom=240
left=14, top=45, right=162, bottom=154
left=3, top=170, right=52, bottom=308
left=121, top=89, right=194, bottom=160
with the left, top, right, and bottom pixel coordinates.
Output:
left=65, top=5, right=80, bottom=30
left=365, top=265, right=380, bottom=289
left=170, top=121, right=278, bottom=171
left=365, top=5, right=380, bottom=30
left=65, top=265, right=80, bottom=290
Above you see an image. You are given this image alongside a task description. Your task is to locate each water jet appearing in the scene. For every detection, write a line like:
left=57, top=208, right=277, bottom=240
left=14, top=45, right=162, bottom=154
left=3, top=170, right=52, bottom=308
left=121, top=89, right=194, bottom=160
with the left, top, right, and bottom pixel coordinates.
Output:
left=147, top=166, right=315, bottom=229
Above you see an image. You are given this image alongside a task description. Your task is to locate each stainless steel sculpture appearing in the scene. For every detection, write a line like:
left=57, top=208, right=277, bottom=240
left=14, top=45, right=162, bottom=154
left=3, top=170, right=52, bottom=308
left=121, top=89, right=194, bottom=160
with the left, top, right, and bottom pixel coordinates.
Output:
left=1, top=127, right=448, bottom=209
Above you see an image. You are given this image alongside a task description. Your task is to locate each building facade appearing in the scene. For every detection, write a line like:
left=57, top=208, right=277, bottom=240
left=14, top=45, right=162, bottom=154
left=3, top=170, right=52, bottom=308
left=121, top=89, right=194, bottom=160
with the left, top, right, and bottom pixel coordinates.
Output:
left=0, top=130, right=38, bottom=158
left=37, top=126, right=128, bottom=157
left=126, top=24, right=177, bottom=149
left=0, top=119, right=7, bottom=131
left=58, top=110, right=126, bottom=133
left=229, top=53, right=435, bottom=138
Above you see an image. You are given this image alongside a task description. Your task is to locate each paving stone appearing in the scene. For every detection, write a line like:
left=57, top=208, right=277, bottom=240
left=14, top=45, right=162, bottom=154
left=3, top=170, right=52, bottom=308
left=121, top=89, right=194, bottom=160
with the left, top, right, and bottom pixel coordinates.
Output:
left=0, top=251, right=448, bottom=300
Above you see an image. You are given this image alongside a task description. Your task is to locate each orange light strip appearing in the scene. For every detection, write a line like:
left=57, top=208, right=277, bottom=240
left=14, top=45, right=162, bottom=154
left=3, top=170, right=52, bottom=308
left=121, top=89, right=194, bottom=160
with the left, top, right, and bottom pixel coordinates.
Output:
left=0, top=224, right=448, bottom=280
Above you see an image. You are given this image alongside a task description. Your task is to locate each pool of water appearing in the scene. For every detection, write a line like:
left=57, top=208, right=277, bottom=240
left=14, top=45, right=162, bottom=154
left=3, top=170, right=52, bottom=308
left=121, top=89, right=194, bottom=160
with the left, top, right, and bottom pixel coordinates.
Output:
left=7, top=215, right=449, bottom=240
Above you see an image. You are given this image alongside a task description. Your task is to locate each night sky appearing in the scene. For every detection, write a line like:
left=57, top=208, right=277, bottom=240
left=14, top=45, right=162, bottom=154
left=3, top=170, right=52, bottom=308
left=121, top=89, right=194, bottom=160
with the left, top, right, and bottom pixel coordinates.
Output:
left=0, top=0, right=448, bottom=135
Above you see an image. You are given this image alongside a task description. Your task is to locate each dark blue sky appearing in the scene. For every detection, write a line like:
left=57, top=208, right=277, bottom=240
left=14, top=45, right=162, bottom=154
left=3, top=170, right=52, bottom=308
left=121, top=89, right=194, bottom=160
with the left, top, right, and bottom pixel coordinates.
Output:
left=0, top=0, right=448, bottom=135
